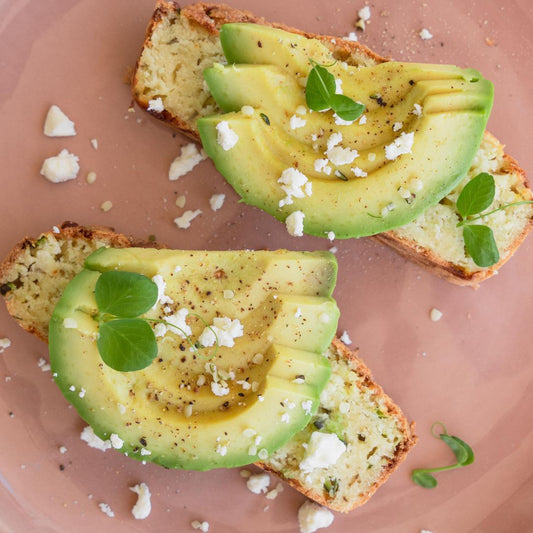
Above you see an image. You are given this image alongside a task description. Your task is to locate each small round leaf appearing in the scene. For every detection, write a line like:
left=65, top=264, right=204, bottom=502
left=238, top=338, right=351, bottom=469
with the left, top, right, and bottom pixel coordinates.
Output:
left=456, top=172, right=495, bottom=218
left=411, top=470, right=438, bottom=488
left=95, top=271, right=158, bottom=317
left=97, top=318, right=158, bottom=372
left=463, top=224, right=499, bottom=267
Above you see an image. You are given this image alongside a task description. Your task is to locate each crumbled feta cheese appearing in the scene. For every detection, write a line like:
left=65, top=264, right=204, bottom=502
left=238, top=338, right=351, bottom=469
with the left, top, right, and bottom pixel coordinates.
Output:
left=169, top=143, right=207, bottom=180
left=0, top=338, right=11, bottom=354
left=130, top=483, right=152, bottom=519
left=216, top=121, right=239, bottom=150
left=340, top=331, right=352, bottom=345
left=98, top=503, right=115, bottom=518
left=326, top=231, right=335, bottom=241
left=397, top=186, right=412, bottom=199
left=63, top=317, right=78, bottom=329
left=100, top=200, right=113, bottom=212
left=412, top=103, right=423, bottom=117
left=326, top=145, right=358, bottom=166
left=166, top=309, right=192, bottom=338
left=154, top=323, right=167, bottom=337
left=40, top=149, right=80, bottom=183
left=430, top=308, right=443, bottom=322
left=278, top=167, right=312, bottom=207
left=140, top=448, right=151, bottom=456
left=147, top=97, right=164, bottom=112
left=43, top=105, right=76, bottom=137
left=301, top=400, right=314, bottom=415
left=351, top=167, right=367, bottom=178
left=199, top=317, right=244, bottom=348
left=69, top=385, right=76, bottom=392
left=359, top=114, right=367, bottom=125
left=174, top=209, right=202, bottom=229
left=299, top=432, right=347, bottom=473
left=346, top=31, right=358, bottom=42
left=333, top=114, right=354, bottom=126
left=216, top=443, right=228, bottom=456
left=110, top=433, right=124, bottom=449
left=326, top=132, right=343, bottom=150
left=37, top=357, right=51, bottom=372
left=246, top=473, right=270, bottom=494
left=152, top=274, right=174, bottom=306
left=281, top=413, right=290, bottom=423
left=290, top=114, right=307, bottom=129
left=78, top=387, right=86, bottom=398
left=419, top=28, right=433, bottom=40
left=241, top=105, right=254, bottom=116
left=211, top=381, right=230, bottom=397
left=392, top=121, right=403, bottom=132
left=298, top=501, right=334, bottom=533
left=59, top=446, right=68, bottom=454
left=90, top=138, right=98, bottom=150
left=80, top=426, right=112, bottom=451
left=209, top=193, right=226, bottom=211
left=191, top=520, right=210, bottom=532
left=314, top=159, right=332, bottom=175
left=385, top=132, right=415, bottom=160
left=358, top=6, right=371, bottom=22
left=286, top=211, right=305, bottom=237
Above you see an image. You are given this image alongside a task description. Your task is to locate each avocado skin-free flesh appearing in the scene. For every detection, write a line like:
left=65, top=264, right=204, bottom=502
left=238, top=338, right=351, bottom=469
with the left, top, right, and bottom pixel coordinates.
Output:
left=198, top=23, right=494, bottom=238
left=49, top=248, right=339, bottom=470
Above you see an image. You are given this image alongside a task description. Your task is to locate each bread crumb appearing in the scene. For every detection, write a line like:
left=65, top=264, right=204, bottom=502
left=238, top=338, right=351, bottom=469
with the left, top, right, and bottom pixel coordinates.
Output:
left=175, top=195, right=186, bottom=208
left=86, top=171, right=97, bottom=184
left=209, top=193, right=226, bottom=211
left=98, top=503, right=115, bottom=518
left=340, top=331, right=352, bottom=345
left=130, top=482, right=151, bottom=519
left=430, top=308, right=443, bottom=322
left=43, top=105, right=76, bottom=137
left=147, top=97, right=164, bottom=112
left=246, top=473, right=270, bottom=494
left=286, top=211, right=305, bottom=237
left=90, top=138, right=98, bottom=150
left=265, top=483, right=284, bottom=500
left=100, top=200, right=113, bottom=212
left=298, top=501, right=334, bottom=533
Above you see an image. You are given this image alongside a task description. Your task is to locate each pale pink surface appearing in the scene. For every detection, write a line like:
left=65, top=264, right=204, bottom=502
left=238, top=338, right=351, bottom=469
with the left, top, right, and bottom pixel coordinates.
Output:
left=0, top=1, right=532, bottom=532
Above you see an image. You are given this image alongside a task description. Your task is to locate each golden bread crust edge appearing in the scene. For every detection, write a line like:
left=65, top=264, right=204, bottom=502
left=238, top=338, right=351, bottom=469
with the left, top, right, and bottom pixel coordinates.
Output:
left=257, top=337, right=417, bottom=513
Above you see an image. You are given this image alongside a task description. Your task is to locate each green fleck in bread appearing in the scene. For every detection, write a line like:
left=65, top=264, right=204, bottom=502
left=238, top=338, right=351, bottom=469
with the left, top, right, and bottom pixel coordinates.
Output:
left=131, top=1, right=533, bottom=286
left=0, top=223, right=416, bottom=512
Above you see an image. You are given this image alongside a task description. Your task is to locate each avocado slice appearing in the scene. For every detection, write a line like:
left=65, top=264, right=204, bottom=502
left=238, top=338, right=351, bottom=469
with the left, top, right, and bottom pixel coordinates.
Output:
left=197, top=23, right=494, bottom=238
left=49, top=248, right=339, bottom=470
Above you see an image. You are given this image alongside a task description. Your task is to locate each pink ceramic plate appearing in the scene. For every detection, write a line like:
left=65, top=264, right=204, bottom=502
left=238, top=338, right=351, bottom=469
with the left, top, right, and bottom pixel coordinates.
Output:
left=1, top=1, right=532, bottom=532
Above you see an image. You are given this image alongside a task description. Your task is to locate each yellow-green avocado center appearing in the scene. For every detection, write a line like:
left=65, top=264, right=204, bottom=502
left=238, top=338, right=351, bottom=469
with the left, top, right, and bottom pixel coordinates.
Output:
left=49, top=248, right=339, bottom=470
left=197, top=23, right=494, bottom=238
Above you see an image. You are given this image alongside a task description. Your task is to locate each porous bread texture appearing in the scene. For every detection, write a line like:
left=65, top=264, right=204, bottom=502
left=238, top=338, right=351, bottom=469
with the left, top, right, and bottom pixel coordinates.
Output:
left=131, top=1, right=533, bottom=286
left=132, top=1, right=384, bottom=140
left=0, top=223, right=132, bottom=341
left=0, top=224, right=416, bottom=512
left=259, top=338, right=416, bottom=512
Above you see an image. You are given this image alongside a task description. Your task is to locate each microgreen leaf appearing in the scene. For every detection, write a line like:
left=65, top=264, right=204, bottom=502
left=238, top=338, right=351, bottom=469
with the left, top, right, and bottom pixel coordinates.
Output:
left=411, top=423, right=475, bottom=489
left=462, top=224, right=499, bottom=267
left=305, top=62, right=365, bottom=120
left=411, top=470, right=438, bottom=488
left=456, top=172, right=495, bottom=217
left=305, top=63, right=336, bottom=111
left=95, top=271, right=158, bottom=317
left=329, top=94, right=365, bottom=121
left=97, top=318, right=158, bottom=372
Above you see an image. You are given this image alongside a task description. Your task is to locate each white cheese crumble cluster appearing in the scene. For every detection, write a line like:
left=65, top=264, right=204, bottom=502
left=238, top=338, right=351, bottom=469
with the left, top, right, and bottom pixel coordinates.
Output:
left=0, top=338, right=11, bottom=354
left=147, top=97, right=165, bottom=112
left=216, top=121, right=239, bottom=150
left=299, top=431, right=346, bottom=474
left=278, top=168, right=313, bottom=208
left=168, top=143, right=207, bottom=180
left=298, top=500, right=334, bottom=533
left=43, top=105, right=76, bottom=137
left=130, top=482, right=152, bottom=519
left=286, top=210, right=305, bottom=237
left=40, top=149, right=80, bottom=183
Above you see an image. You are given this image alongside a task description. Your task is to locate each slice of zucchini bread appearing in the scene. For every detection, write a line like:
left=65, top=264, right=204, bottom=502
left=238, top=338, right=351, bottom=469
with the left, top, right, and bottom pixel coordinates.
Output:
left=132, top=1, right=533, bottom=286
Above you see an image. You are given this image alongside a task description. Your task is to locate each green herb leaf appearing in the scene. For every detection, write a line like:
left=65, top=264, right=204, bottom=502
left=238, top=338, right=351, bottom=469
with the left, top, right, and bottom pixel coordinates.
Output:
left=329, top=94, right=365, bottom=121
left=305, top=63, right=336, bottom=111
left=456, top=172, right=495, bottom=217
left=97, top=318, right=158, bottom=372
left=411, top=470, right=438, bottom=488
left=305, top=63, right=365, bottom=120
left=440, top=434, right=474, bottom=466
left=462, top=224, right=499, bottom=267
left=95, top=271, right=158, bottom=317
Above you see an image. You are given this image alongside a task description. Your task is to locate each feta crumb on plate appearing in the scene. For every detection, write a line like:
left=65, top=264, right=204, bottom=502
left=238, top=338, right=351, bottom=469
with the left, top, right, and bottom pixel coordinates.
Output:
left=40, top=149, right=80, bottom=183
left=191, top=520, right=210, bottom=531
left=340, top=330, right=352, bottom=345
left=209, top=193, right=226, bottom=211
left=0, top=338, right=11, bottom=354
left=419, top=28, right=433, bottom=40
left=169, top=143, right=207, bottom=180
left=430, top=308, right=443, bottom=322
left=98, top=503, right=115, bottom=518
left=43, top=105, right=76, bottom=137
left=298, top=500, right=334, bottom=533
left=174, top=209, right=202, bottom=229
left=246, top=472, right=270, bottom=494
left=286, top=211, right=305, bottom=237
left=80, top=425, right=112, bottom=451
left=130, top=482, right=152, bottom=519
